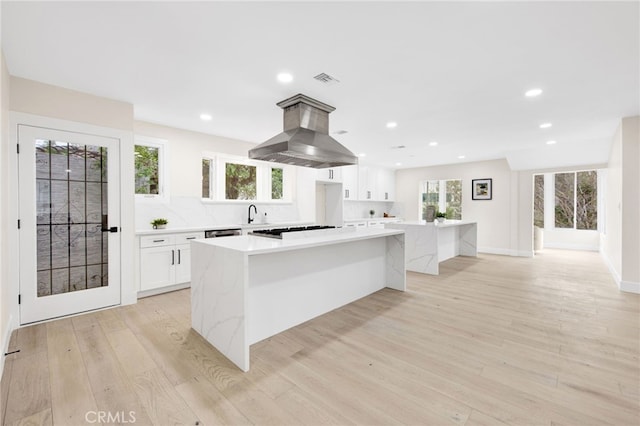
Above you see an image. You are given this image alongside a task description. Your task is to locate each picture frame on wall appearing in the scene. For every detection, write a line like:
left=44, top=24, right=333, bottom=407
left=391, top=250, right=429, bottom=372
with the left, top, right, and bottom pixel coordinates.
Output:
left=472, top=178, right=492, bottom=200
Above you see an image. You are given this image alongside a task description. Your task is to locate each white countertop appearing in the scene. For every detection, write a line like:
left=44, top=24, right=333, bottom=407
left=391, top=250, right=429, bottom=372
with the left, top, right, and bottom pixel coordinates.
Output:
left=344, top=217, right=401, bottom=222
left=392, top=220, right=477, bottom=228
left=192, top=227, right=404, bottom=255
left=135, top=221, right=313, bottom=236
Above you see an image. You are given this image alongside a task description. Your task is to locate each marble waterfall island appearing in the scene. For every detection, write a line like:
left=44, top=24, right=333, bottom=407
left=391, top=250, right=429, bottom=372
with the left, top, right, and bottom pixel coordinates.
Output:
left=190, top=228, right=406, bottom=371
left=386, top=220, right=477, bottom=275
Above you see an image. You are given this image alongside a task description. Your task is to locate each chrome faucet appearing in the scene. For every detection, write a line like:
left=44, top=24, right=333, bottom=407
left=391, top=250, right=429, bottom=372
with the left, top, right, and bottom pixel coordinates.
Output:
left=248, top=204, right=258, bottom=224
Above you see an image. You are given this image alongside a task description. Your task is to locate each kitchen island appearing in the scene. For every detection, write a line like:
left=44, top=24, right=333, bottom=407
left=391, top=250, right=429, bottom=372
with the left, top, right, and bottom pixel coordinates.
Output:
left=190, top=227, right=405, bottom=371
left=386, top=220, right=477, bottom=275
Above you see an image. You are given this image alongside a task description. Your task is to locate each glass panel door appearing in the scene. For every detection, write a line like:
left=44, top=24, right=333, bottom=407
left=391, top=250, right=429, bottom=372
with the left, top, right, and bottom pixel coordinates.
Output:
left=19, top=125, right=120, bottom=324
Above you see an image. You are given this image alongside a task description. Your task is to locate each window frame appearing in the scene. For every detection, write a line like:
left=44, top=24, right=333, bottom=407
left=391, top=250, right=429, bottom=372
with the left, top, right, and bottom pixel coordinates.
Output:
left=134, top=136, right=168, bottom=203
left=201, top=152, right=293, bottom=203
left=543, top=169, right=599, bottom=231
left=419, top=178, right=462, bottom=220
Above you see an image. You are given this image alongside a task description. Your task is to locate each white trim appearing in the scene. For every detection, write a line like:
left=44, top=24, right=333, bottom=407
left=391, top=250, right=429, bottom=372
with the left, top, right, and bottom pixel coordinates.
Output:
left=0, top=314, right=15, bottom=379
left=478, top=246, right=533, bottom=257
left=600, top=249, right=639, bottom=293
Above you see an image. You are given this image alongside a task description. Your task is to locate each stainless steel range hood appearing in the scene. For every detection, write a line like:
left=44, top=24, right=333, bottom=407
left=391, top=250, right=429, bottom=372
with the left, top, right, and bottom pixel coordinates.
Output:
left=248, top=94, right=358, bottom=168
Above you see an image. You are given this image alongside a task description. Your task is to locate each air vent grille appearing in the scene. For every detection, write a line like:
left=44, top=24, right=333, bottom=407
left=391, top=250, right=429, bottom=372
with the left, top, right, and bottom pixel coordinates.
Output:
left=333, top=130, right=349, bottom=135
left=314, top=73, right=340, bottom=84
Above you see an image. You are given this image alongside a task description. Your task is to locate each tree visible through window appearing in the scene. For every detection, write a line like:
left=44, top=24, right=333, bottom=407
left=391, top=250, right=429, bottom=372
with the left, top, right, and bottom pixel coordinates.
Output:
left=225, top=163, right=256, bottom=200
left=202, top=158, right=211, bottom=198
left=135, top=145, right=159, bottom=195
left=533, top=174, right=544, bottom=228
left=554, top=171, right=597, bottom=230
left=271, top=167, right=283, bottom=200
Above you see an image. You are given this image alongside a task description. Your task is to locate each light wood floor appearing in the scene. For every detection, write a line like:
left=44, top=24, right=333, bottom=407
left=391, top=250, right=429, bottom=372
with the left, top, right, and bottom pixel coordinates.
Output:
left=1, top=250, right=639, bottom=426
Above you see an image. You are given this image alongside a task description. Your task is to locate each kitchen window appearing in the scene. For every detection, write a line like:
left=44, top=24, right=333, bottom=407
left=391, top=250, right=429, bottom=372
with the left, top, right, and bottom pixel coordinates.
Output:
left=135, top=136, right=167, bottom=199
left=554, top=170, right=598, bottom=230
left=420, top=179, right=462, bottom=220
left=202, top=153, right=292, bottom=202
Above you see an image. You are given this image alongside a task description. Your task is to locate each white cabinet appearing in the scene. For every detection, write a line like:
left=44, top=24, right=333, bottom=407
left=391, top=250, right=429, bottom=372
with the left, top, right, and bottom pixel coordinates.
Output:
left=358, top=166, right=376, bottom=201
left=344, top=221, right=367, bottom=228
left=139, top=232, right=203, bottom=291
left=317, top=167, right=342, bottom=182
left=377, top=168, right=395, bottom=201
left=342, top=165, right=358, bottom=200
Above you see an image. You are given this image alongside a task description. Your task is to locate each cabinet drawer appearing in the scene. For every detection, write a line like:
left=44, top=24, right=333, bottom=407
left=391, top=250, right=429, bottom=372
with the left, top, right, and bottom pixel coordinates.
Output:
left=140, top=235, right=175, bottom=248
left=175, top=232, right=204, bottom=244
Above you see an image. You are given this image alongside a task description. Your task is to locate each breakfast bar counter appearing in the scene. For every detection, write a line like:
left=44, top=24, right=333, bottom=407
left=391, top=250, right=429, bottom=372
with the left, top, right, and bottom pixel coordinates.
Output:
left=190, top=228, right=405, bottom=371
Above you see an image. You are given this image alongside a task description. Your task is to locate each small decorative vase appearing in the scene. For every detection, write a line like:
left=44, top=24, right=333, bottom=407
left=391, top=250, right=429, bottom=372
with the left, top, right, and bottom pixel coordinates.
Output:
left=153, top=224, right=167, bottom=229
left=437, top=217, right=445, bottom=223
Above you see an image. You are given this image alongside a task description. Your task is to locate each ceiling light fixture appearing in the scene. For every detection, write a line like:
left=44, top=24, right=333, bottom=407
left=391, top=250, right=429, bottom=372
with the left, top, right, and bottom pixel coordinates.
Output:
left=525, top=88, right=543, bottom=97
left=200, top=113, right=212, bottom=121
left=458, top=155, right=466, bottom=159
left=429, top=141, right=438, bottom=146
left=358, top=153, right=366, bottom=157
left=539, top=122, right=552, bottom=129
left=277, top=72, right=293, bottom=83
left=546, top=140, right=557, bottom=145
left=395, top=162, right=402, bottom=166
left=386, top=122, right=397, bottom=129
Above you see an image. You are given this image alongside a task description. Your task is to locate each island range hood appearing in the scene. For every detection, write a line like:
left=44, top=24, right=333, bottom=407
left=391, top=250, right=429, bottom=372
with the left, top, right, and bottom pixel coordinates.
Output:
left=248, top=94, right=358, bottom=168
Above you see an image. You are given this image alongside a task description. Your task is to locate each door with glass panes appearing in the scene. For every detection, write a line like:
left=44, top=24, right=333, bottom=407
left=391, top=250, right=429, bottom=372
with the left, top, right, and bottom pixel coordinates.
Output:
left=18, top=125, right=121, bottom=324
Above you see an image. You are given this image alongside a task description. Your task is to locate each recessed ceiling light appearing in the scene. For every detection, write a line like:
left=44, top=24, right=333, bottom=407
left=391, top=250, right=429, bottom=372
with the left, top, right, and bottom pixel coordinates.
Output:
left=395, top=162, right=402, bottom=166
left=458, top=155, right=466, bottom=159
left=277, top=72, right=293, bottom=83
left=546, top=140, right=557, bottom=145
left=539, top=123, right=552, bottom=129
left=429, top=141, right=438, bottom=147
left=525, top=88, right=543, bottom=97
left=200, top=113, right=212, bottom=121
left=386, top=122, right=397, bottom=129
left=358, top=153, right=366, bottom=157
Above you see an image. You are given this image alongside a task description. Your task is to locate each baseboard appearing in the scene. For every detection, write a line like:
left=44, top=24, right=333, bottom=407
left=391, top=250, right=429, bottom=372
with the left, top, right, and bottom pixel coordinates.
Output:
left=137, top=282, right=190, bottom=299
left=619, top=280, right=640, bottom=294
left=599, top=250, right=639, bottom=294
left=478, top=247, right=533, bottom=258
left=0, top=314, right=15, bottom=380
left=544, top=243, right=599, bottom=251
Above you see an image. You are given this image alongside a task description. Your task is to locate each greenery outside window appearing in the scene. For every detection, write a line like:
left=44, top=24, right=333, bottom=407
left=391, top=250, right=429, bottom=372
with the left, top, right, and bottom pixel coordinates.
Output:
left=271, top=167, right=283, bottom=200
left=420, top=179, right=462, bottom=220
left=135, top=137, right=166, bottom=199
left=554, top=170, right=597, bottom=230
left=225, top=162, right=257, bottom=200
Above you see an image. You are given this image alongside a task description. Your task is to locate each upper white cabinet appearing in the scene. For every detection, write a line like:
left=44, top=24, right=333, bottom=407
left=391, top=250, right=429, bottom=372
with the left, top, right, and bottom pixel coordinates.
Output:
left=358, top=166, right=374, bottom=200
left=342, top=165, right=358, bottom=200
left=316, top=167, right=342, bottom=182
left=377, top=168, right=395, bottom=201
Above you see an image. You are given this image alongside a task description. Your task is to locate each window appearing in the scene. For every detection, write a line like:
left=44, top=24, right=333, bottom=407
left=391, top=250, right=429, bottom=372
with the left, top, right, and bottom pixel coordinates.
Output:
left=271, top=167, right=283, bottom=200
left=201, top=153, right=292, bottom=202
left=225, top=162, right=257, bottom=200
left=134, top=136, right=166, bottom=198
left=420, top=179, right=462, bottom=220
left=540, top=170, right=598, bottom=231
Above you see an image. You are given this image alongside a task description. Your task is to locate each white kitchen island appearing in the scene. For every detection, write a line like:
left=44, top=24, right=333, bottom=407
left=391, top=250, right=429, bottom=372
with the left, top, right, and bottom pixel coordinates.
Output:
left=190, top=228, right=405, bottom=371
left=386, top=220, right=477, bottom=275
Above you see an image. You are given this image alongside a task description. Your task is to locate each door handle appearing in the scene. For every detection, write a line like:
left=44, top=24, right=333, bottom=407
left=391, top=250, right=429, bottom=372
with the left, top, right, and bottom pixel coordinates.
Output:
left=101, top=226, right=119, bottom=233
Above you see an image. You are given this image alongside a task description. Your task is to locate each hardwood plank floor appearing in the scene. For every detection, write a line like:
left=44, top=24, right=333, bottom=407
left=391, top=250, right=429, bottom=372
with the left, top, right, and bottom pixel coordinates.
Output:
left=1, top=249, right=638, bottom=425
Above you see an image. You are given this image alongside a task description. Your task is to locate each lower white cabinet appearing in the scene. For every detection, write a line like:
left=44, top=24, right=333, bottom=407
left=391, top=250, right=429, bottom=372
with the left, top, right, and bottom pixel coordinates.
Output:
left=139, top=232, right=203, bottom=291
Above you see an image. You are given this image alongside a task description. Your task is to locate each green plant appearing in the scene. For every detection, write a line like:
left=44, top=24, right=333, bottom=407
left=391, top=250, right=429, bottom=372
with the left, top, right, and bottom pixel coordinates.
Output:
left=369, top=209, right=375, bottom=216
left=151, top=218, right=168, bottom=226
left=436, top=211, right=446, bottom=218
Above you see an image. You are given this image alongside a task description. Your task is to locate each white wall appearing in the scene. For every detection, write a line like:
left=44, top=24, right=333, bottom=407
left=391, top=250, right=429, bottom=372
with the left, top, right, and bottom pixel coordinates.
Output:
left=602, top=116, right=640, bottom=292
left=395, top=159, right=513, bottom=254
left=0, top=49, right=12, bottom=376
left=133, top=121, right=314, bottom=229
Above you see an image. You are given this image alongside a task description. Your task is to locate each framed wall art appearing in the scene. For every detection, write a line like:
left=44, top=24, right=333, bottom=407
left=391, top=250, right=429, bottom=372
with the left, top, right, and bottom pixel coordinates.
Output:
left=472, top=178, right=492, bottom=200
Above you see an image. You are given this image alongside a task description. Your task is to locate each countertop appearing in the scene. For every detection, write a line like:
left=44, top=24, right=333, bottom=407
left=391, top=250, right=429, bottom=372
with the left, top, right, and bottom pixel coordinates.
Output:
left=391, top=219, right=477, bottom=228
left=135, top=221, right=313, bottom=236
left=192, top=227, right=404, bottom=255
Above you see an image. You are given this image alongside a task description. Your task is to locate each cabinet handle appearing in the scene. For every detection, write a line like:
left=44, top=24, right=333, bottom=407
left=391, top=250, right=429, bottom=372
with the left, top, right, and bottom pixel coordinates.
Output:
left=186, top=237, right=196, bottom=240
left=171, top=249, right=175, bottom=265
left=385, top=192, right=388, bottom=200
left=178, top=249, right=181, bottom=264
left=329, top=170, right=333, bottom=179
left=153, top=239, right=165, bottom=243
left=367, top=191, right=371, bottom=199
left=345, top=189, right=349, bottom=198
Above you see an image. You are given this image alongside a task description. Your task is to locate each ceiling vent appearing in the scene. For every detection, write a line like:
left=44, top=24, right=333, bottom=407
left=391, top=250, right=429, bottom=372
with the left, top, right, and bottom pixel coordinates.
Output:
left=391, top=145, right=406, bottom=149
left=314, top=72, right=340, bottom=85
left=333, top=130, right=349, bottom=135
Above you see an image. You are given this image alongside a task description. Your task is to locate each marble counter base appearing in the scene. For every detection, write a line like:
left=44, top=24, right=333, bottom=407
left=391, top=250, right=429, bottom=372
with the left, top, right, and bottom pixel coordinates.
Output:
left=191, top=231, right=405, bottom=371
left=386, top=221, right=477, bottom=275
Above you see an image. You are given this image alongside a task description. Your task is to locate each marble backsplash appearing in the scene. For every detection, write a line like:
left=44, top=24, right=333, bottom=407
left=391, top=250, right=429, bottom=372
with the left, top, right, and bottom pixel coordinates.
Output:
left=135, top=196, right=300, bottom=230
left=343, top=201, right=403, bottom=220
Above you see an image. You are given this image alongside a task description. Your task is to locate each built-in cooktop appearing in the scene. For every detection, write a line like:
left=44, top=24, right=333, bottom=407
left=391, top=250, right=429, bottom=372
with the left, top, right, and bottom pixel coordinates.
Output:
left=249, top=225, right=336, bottom=239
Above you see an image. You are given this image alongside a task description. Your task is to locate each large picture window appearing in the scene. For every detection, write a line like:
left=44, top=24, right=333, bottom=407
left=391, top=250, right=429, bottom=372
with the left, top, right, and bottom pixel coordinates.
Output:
left=554, top=171, right=597, bottom=230
left=420, top=179, right=462, bottom=220
left=225, top=162, right=257, bottom=200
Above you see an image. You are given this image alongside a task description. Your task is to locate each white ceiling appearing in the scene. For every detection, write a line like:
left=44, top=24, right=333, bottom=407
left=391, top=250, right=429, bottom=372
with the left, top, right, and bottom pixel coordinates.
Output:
left=2, top=1, right=638, bottom=170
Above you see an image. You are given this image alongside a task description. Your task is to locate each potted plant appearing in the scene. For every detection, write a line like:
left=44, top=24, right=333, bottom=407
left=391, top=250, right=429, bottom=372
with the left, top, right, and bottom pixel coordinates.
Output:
left=435, top=211, right=446, bottom=223
left=369, top=209, right=375, bottom=218
left=151, top=218, right=168, bottom=229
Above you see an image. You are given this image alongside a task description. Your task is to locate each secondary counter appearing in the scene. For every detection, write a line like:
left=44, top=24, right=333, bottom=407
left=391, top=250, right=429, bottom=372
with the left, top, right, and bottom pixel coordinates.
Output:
left=190, top=228, right=406, bottom=371
left=386, top=220, right=477, bottom=275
